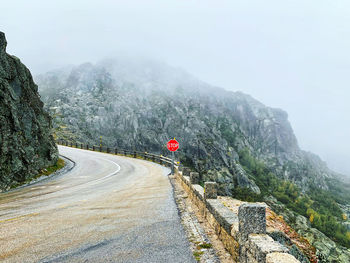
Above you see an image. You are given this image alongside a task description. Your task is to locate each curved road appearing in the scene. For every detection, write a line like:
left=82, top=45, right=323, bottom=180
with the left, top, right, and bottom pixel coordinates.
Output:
left=0, top=146, right=195, bottom=263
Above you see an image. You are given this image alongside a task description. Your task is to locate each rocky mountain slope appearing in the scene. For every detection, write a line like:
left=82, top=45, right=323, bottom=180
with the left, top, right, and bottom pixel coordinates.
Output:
left=36, top=58, right=350, bottom=261
left=37, top=59, right=334, bottom=193
left=0, top=32, right=58, bottom=191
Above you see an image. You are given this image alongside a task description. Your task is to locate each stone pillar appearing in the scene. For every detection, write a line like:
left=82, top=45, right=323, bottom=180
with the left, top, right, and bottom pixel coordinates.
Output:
left=190, top=172, right=200, bottom=184
left=182, top=167, right=191, bottom=177
left=238, top=203, right=266, bottom=242
left=204, top=182, right=217, bottom=199
left=115, top=148, right=118, bottom=154
left=86, top=144, right=89, bottom=150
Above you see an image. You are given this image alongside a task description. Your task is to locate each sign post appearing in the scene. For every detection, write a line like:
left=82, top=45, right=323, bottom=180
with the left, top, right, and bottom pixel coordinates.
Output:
left=167, top=138, right=179, bottom=175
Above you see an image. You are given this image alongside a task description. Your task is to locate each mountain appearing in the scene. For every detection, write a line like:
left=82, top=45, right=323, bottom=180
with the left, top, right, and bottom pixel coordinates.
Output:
left=36, top=57, right=350, bottom=261
left=37, top=58, right=333, bottom=193
left=0, top=32, right=58, bottom=191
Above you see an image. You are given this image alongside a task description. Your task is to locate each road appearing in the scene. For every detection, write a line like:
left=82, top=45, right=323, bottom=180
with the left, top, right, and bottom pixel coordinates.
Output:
left=0, top=146, right=195, bottom=263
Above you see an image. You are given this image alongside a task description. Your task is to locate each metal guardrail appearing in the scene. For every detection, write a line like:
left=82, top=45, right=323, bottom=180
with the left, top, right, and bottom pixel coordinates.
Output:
left=56, top=140, right=176, bottom=168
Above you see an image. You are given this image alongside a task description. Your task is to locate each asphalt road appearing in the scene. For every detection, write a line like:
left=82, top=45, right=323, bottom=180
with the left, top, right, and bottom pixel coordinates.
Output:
left=0, top=146, right=195, bottom=263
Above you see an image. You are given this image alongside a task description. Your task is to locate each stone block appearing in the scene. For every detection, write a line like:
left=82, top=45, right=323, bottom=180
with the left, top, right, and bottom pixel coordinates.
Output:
left=182, top=167, right=191, bottom=176
left=192, top=184, right=204, bottom=201
left=190, top=172, right=200, bottom=184
left=206, top=199, right=238, bottom=234
left=204, top=182, right=217, bottom=199
left=239, top=245, right=248, bottom=263
left=266, top=252, right=300, bottom=263
left=231, top=221, right=239, bottom=240
left=238, top=203, right=266, bottom=242
left=183, top=176, right=190, bottom=186
left=248, top=234, right=288, bottom=262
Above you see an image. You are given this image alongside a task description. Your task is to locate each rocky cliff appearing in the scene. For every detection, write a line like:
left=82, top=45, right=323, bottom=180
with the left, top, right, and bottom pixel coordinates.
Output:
left=0, top=32, right=58, bottom=191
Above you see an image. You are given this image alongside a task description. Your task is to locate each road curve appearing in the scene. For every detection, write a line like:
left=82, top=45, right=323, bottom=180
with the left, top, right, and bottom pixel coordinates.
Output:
left=0, top=146, right=195, bottom=263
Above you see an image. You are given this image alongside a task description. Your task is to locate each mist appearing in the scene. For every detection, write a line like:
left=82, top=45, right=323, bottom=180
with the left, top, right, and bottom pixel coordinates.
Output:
left=2, top=0, right=350, bottom=177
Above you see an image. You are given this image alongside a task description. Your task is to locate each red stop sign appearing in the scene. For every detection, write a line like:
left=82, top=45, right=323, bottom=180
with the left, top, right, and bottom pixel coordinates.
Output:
left=167, top=139, right=179, bottom=152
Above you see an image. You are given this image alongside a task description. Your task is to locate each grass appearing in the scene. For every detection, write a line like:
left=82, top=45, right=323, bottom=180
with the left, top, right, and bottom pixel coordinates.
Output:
left=192, top=242, right=212, bottom=261
left=193, top=251, right=204, bottom=261
left=198, top=242, right=212, bottom=249
left=39, top=158, right=65, bottom=176
left=10, top=158, right=65, bottom=189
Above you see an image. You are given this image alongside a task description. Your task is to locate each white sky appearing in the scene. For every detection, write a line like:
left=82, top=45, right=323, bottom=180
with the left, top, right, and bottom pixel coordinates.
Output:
left=2, top=0, right=350, bottom=176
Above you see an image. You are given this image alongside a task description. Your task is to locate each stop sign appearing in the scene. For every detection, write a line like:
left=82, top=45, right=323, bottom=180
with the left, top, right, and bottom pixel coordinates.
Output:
left=167, top=139, right=179, bottom=152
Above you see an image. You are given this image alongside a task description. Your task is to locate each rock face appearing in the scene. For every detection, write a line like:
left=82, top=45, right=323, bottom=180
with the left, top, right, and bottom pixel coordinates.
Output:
left=0, top=32, right=58, bottom=191
left=36, top=59, right=337, bottom=194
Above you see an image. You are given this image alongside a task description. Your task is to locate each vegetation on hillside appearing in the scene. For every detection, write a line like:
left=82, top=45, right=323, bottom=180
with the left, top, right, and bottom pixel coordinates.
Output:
left=9, top=158, right=65, bottom=190
left=237, top=148, right=350, bottom=248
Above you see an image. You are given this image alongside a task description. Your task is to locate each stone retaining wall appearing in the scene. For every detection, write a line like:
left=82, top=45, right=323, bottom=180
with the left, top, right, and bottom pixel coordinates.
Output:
left=176, top=168, right=300, bottom=263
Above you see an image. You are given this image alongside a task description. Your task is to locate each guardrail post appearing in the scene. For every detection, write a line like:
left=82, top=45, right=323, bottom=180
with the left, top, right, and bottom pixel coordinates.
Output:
left=182, top=167, right=190, bottom=177
left=143, top=152, right=146, bottom=160
left=133, top=151, right=136, bottom=158
left=70, top=142, right=73, bottom=147
left=93, top=145, right=95, bottom=151
left=86, top=144, right=89, bottom=150
left=124, top=150, right=126, bottom=156
left=115, top=148, right=118, bottom=154
left=190, top=172, right=200, bottom=184
left=204, top=182, right=217, bottom=199
left=107, top=147, right=110, bottom=153
left=81, top=143, right=83, bottom=149
left=238, top=204, right=266, bottom=242
left=99, top=146, right=102, bottom=152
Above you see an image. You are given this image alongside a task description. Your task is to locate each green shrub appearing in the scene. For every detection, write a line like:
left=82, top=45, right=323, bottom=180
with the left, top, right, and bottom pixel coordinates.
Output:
left=237, top=148, right=350, bottom=248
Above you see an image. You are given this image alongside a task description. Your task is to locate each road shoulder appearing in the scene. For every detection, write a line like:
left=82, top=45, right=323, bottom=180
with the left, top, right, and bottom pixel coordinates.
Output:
left=169, top=174, right=234, bottom=263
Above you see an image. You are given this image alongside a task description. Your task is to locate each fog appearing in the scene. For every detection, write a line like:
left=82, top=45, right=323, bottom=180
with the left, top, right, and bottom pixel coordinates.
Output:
left=2, top=0, right=350, bottom=177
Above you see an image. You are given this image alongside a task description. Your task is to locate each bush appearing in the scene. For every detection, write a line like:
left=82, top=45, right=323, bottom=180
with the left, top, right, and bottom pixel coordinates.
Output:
left=237, top=148, right=350, bottom=248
